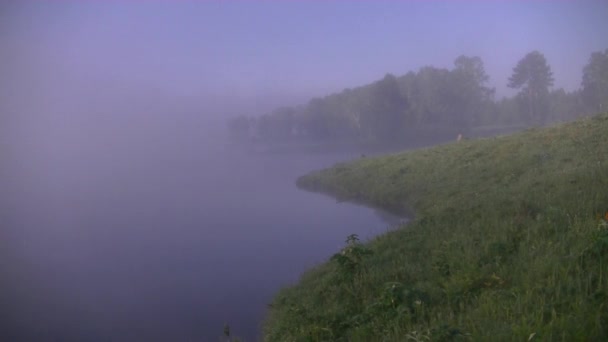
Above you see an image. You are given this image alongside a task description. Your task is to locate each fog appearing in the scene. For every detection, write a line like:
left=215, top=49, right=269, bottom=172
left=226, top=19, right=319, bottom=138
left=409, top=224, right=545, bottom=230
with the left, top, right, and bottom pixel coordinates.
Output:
left=2, top=1, right=607, bottom=341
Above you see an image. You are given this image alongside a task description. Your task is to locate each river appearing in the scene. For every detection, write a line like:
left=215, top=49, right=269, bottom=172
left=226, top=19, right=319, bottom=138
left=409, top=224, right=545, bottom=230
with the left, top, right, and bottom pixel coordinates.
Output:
left=1, top=115, right=402, bottom=341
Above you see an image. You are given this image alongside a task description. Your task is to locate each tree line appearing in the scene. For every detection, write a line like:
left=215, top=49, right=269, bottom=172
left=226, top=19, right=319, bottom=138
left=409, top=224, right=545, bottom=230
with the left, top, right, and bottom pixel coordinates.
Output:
left=228, top=49, right=608, bottom=145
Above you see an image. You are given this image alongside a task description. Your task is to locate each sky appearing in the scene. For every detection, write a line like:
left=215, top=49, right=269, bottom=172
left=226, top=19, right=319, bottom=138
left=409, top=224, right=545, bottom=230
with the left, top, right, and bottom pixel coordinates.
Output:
left=2, top=1, right=608, bottom=117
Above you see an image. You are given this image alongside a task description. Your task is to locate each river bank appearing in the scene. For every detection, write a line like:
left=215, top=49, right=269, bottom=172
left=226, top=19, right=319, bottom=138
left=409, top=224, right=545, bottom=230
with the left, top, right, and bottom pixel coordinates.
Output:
left=264, top=113, right=608, bottom=341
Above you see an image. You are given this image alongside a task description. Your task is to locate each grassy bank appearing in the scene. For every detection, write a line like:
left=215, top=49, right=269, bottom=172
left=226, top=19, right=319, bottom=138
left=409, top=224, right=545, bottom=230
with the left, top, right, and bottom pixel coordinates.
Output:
left=264, top=113, right=608, bottom=341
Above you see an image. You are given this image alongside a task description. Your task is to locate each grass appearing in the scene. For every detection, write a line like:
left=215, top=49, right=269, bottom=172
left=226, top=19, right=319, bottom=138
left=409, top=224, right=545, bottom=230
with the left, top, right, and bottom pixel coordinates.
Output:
left=263, top=113, right=608, bottom=341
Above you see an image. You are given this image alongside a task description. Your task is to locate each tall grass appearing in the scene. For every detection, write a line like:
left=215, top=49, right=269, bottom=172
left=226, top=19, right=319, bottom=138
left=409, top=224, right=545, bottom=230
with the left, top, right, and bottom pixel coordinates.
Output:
left=264, top=113, right=608, bottom=341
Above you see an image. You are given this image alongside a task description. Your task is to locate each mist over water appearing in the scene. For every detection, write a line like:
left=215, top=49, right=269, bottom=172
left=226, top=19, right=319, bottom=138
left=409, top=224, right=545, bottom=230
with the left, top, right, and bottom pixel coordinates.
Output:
left=2, top=2, right=606, bottom=340
left=1, top=107, right=399, bottom=341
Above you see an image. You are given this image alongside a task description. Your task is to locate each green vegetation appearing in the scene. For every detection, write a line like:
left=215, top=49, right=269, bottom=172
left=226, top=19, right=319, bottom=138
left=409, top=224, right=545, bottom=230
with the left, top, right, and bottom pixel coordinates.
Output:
left=507, top=51, right=554, bottom=125
left=229, top=49, right=608, bottom=146
left=264, top=113, right=608, bottom=341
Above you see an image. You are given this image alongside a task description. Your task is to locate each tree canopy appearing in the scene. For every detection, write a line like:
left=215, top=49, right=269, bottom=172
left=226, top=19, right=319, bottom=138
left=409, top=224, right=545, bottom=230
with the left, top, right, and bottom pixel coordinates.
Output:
left=508, top=51, right=554, bottom=125
left=228, top=49, right=605, bottom=145
left=582, top=49, right=608, bottom=113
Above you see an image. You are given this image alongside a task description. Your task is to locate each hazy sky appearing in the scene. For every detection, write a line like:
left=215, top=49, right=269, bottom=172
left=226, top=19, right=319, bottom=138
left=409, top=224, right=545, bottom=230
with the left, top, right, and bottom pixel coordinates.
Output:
left=2, top=1, right=608, bottom=116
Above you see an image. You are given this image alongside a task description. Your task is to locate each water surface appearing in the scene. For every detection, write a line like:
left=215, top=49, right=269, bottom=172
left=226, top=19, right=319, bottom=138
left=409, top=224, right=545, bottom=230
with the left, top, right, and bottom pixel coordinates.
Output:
left=1, top=116, right=401, bottom=341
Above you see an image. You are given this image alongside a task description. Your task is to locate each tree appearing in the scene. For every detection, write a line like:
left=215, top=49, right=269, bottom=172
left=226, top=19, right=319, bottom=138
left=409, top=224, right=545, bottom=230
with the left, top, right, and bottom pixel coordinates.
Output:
left=450, top=55, right=495, bottom=126
left=582, top=49, right=608, bottom=113
left=404, top=66, right=452, bottom=125
left=508, top=51, right=554, bottom=125
left=257, top=107, right=297, bottom=141
left=547, top=88, right=584, bottom=122
left=360, top=74, right=408, bottom=143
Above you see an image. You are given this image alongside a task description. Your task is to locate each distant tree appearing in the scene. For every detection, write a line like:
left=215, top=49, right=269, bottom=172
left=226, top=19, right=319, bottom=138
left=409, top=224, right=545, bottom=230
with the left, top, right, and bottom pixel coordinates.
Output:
left=403, top=66, right=452, bottom=125
left=548, top=88, right=585, bottom=122
left=360, top=74, right=408, bottom=143
left=493, top=96, right=521, bottom=125
left=304, top=97, right=335, bottom=140
left=582, top=49, right=608, bottom=113
left=257, top=107, right=297, bottom=141
left=454, top=56, right=489, bottom=84
left=450, top=55, right=495, bottom=126
left=508, top=51, right=554, bottom=125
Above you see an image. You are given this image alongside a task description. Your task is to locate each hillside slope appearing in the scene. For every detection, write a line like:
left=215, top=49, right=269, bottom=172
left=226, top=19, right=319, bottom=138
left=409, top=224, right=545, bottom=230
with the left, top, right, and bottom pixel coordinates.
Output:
left=264, top=113, right=608, bottom=341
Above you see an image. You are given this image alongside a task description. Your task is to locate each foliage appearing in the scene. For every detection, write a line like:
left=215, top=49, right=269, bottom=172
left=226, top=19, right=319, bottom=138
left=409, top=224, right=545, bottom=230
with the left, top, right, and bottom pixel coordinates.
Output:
left=264, top=113, right=608, bottom=341
left=582, top=49, right=608, bottom=113
left=331, top=234, right=373, bottom=282
left=508, top=51, right=554, bottom=125
left=361, top=74, right=409, bottom=143
left=228, top=49, right=608, bottom=147
left=449, top=55, right=495, bottom=126
left=230, top=48, right=608, bottom=148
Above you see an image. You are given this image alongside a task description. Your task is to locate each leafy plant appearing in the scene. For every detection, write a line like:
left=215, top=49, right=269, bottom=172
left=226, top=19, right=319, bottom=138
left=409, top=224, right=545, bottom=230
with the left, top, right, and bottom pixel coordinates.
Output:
left=331, top=234, right=373, bottom=282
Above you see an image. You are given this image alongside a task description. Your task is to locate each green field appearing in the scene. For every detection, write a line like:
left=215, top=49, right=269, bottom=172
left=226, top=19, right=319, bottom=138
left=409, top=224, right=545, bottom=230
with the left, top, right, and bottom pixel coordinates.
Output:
left=263, top=113, right=608, bottom=341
